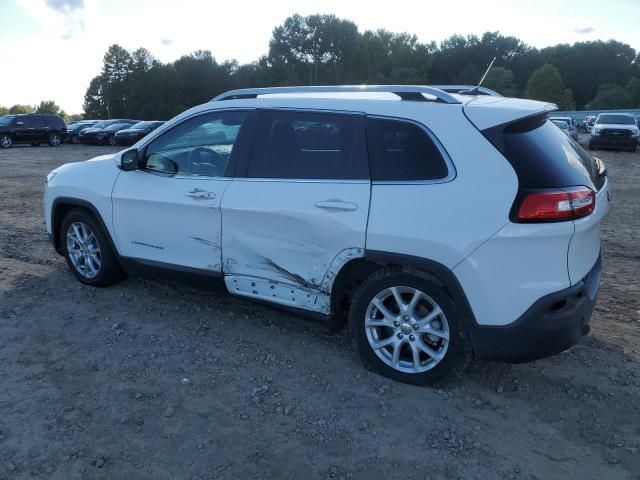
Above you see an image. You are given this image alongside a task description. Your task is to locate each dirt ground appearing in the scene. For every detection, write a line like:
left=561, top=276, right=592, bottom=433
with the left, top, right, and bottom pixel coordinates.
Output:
left=0, top=139, right=639, bottom=480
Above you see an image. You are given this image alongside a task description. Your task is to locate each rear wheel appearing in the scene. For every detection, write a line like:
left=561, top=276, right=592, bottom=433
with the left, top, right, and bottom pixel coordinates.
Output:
left=61, top=209, right=124, bottom=287
left=48, top=133, right=61, bottom=146
left=0, top=135, right=12, bottom=148
left=70, top=134, right=80, bottom=144
left=349, top=268, right=471, bottom=385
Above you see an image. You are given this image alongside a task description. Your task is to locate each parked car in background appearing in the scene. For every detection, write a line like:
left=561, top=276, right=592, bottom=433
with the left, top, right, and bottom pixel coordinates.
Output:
left=586, top=116, right=597, bottom=133
left=550, top=117, right=579, bottom=141
left=44, top=85, right=609, bottom=384
left=636, top=116, right=640, bottom=144
left=79, top=120, right=138, bottom=145
left=589, top=113, right=638, bottom=152
left=114, top=121, right=165, bottom=146
left=0, top=114, right=66, bottom=148
left=66, top=120, right=99, bottom=144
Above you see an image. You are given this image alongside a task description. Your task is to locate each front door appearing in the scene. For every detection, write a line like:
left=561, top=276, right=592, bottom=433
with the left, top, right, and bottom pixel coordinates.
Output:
left=221, top=109, right=371, bottom=314
left=111, top=110, right=250, bottom=273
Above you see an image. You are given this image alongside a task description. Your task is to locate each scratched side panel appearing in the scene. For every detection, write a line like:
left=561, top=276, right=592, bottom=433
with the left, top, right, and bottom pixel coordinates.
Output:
left=220, top=180, right=370, bottom=313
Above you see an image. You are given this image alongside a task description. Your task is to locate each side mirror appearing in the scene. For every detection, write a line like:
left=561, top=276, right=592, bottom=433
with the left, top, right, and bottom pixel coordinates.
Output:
left=119, top=148, right=140, bottom=171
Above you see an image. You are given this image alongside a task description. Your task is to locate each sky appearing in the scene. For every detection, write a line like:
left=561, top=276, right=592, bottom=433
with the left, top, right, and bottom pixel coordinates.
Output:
left=0, top=0, right=639, bottom=113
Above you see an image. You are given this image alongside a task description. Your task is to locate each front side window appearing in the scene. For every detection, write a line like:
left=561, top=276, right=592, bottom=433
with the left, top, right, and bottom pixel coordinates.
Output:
left=366, top=117, right=449, bottom=181
left=247, top=110, right=367, bottom=180
left=0, top=115, right=16, bottom=126
left=143, top=111, right=246, bottom=177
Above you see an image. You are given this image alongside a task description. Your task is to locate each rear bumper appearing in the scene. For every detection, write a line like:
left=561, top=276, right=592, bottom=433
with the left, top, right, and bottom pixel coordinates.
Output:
left=590, top=136, right=636, bottom=148
left=469, top=254, right=601, bottom=363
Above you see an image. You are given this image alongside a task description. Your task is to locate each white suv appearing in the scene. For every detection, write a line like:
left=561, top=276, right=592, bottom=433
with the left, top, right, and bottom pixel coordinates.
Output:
left=44, top=86, right=609, bottom=384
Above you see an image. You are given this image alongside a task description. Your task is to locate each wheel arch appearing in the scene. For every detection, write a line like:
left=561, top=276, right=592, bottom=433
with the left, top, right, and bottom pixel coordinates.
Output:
left=332, top=250, right=479, bottom=331
left=51, top=197, right=119, bottom=257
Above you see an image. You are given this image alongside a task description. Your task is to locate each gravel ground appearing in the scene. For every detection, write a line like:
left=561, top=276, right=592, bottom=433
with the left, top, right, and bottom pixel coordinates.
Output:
left=0, top=139, right=639, bottom=480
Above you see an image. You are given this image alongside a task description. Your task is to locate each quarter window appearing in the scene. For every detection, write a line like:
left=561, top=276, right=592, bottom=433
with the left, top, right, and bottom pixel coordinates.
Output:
left=143, top=111, right=246, bottom=177
left=247, top=111, right=368, bottom=180
left=366, top=118, right=449, bottom=181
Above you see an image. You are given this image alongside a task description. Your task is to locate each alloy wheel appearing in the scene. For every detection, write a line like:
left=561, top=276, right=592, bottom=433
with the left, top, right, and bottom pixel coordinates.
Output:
left=0, top=135, right=12, bottom=148
left=365, top=286, right=450, bottom=374
left=50, top=134, right=61, bottom=146
left=66, top=222, right=102, bottom=279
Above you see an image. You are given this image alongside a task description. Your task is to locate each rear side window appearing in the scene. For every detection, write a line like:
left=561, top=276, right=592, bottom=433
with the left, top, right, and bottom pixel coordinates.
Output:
left=483, top=115, right=604, bottom=191
left=247, top=110, right=368, bottom=180
left=366, top=118, right=449, bottom=181
left=31, top=116, right=46, bottom=128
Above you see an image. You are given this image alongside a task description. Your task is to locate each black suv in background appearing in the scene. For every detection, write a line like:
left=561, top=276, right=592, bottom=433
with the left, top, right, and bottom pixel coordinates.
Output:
left=0, top=114, right=67, bottom=148
left=114, top=121, right=165, bottom=146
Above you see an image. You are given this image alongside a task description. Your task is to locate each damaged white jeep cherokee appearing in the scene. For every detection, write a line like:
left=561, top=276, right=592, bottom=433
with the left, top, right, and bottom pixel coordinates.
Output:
left=44, top=86, right=609, bottom=384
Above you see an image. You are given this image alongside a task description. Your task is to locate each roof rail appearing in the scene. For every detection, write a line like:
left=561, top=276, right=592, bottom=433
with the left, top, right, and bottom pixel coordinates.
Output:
left=211, top=85, right=462, bottom=104
left=430, top=85, right=502, bottom=97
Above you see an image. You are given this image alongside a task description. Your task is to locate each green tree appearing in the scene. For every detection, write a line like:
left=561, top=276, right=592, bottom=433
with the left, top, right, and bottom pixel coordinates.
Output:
left=35, top=100, right=61, bottom=115
left=9, top=104, right=33, bottom=114
left=101, top=44, right=133, bottom=117
left=0, top=106, right=8, bottom=116
left=83, top=76, right=107, bottom=118
left=626, top=77, right=640, bottom=108
left=586, top=83, right=633, bottom=109
left=483, top=67, right=516, bottom=96
left=526, top=64, right=574, bottom=109
left=269, top=14, right=361, bottom=84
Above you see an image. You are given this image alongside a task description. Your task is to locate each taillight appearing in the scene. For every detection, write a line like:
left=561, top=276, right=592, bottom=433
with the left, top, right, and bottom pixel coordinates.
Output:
left=517, top=187, right=595, bottom=222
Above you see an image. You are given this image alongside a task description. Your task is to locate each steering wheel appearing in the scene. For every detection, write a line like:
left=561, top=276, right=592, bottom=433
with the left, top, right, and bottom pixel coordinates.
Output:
left=186, top=146, right=225, bottom=176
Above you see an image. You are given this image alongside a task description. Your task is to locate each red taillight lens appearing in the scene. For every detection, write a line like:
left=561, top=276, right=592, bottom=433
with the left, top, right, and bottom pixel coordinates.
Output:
left=517, top=187, right=595, bottom=222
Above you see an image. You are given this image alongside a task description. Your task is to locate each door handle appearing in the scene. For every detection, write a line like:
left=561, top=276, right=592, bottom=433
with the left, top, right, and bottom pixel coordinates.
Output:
left=314, top=200, right=358, bottom=211
left=186, top=188, right=215, bottom=200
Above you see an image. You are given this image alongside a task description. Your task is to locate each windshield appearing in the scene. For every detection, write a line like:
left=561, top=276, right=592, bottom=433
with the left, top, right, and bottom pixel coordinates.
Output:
left=597, top=114, right=635, bottom=125
left=0, top=115, right=16, bottom=126
left=552, top=120, right=569, bottom=130
left=130, top=121, right=154, bottom=130
left=91, top=121, right=111, bottom=129
left=105, top=123, right=130, bottom=131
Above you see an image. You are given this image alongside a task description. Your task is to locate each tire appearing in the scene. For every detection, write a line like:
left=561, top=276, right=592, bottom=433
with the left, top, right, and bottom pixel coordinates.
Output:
left=0, top=134, right=12, bottom=148
left=70, top=134, right=80, bottom=144
left=588, top=142, right=595, bottom=150
left=60, top=209, right=124, bottom=287
left=48, top=133, right=61, bottom=146
left=349, top=267, right=472, bottom=385
left=107, top=135, right=117, bottom=146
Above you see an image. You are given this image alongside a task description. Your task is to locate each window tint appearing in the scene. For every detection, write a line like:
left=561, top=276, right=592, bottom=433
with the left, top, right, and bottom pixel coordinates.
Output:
left=143, top=111, right=246, bottom=177
left=366, top=118, right=449, bottom=181
left=483, top=116, right=604, bottom=191
left=16, top=116, right=32, bottom=127
left=247, top=111, right=367, bottom=180
left=31, top=116, right=46, bottom=128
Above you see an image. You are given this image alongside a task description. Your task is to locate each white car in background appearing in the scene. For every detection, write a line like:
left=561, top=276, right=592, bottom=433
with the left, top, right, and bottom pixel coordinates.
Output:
left=44, top=85, right=609, bottom=384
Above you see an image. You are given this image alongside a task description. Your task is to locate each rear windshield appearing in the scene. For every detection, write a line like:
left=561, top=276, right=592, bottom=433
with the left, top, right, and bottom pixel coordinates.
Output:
left=482, top=115, right=604, bottom=191
left=596, top=114, right=635, bottom=125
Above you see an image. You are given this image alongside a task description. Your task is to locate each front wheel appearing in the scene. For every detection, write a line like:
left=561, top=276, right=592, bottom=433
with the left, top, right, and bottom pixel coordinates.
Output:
left=349, top=268, right=472, bottom=385
left=107, top=135, right=117, bottom=146
left=61, top=209, right=124, bottom=287
left=0, top=134, right=12, bottom=148
left=48, top=133, right=61, bottom=146
left=70, top=134, right=80, bottom=144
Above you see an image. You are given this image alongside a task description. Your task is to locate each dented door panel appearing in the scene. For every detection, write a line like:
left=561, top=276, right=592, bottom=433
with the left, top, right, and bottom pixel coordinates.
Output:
left=220, top=180, right=370, bottom=313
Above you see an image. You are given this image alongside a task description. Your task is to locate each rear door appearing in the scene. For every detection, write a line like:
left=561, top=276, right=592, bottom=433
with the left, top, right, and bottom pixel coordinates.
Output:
left=220, top=109, right=370, bottom=314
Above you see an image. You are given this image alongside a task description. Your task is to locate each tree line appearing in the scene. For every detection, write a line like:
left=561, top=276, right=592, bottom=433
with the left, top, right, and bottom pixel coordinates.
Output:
left=3, top=14, right=639, bottom=120
left=0, top=101, right=83, bottom=122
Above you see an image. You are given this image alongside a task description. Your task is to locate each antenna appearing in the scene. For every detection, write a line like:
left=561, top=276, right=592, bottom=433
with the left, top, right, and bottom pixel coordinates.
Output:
left=477, top=56, right=496, bottom=87
left=461, top=57, right=496, bottom=96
